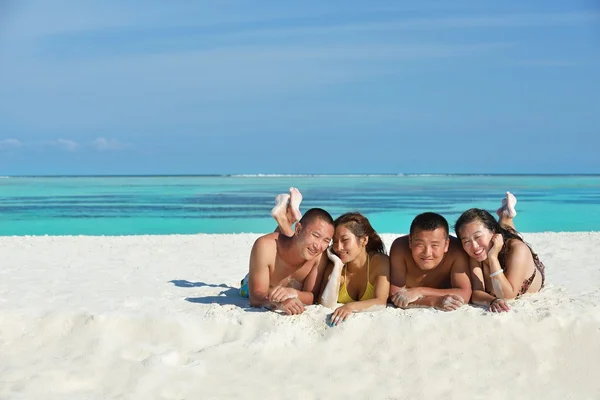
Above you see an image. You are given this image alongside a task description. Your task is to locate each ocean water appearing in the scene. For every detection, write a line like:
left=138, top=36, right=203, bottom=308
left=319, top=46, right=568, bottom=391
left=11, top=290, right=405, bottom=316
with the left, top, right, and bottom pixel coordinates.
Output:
left=1, top=175, right=599, bottom=236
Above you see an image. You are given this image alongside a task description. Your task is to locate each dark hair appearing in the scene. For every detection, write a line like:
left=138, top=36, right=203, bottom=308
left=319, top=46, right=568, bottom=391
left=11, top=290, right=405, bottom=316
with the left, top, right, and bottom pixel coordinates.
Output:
left=409, top=212, right=449, bottom=238
left=454, top=208, right=536, bottom=266
left=299, top=208, right=334, bottom=228
left=334, top=212, right=386, bottom=254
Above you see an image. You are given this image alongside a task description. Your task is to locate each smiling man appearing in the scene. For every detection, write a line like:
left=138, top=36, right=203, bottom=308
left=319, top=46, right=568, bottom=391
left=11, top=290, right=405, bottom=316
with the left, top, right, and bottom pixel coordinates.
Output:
left=389, top=212, right=472, bottom=311
left=242, top=208, right=334, bottom=315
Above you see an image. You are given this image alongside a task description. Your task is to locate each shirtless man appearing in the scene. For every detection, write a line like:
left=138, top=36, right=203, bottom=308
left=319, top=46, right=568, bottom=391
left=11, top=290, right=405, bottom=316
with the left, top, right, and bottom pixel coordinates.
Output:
left=244, top=204, right=334, bottom=315
left=389, top=212, right=472, bottom=311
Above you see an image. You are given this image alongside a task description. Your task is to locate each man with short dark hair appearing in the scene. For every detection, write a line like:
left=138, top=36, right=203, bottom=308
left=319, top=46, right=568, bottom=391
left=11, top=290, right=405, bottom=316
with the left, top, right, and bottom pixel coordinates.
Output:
left=389, top=212, right=472, bottom=311
left=243, top=208, right=334, bottom=315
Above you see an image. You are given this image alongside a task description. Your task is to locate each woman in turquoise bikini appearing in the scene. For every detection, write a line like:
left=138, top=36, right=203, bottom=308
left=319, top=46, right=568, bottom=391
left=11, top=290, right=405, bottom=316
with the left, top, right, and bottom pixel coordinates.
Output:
left=455, top=192, right=546, bottom=313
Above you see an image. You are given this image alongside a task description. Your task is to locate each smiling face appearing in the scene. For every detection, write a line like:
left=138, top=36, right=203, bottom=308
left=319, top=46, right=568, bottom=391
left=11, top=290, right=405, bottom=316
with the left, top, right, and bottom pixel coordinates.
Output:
left=409, top=228, right=450, bottom=270
left=458, top=220, right=494, bottom=262
left=332, top=224, right=367, bottom=264
left=295, top=218, right=334, bottom=260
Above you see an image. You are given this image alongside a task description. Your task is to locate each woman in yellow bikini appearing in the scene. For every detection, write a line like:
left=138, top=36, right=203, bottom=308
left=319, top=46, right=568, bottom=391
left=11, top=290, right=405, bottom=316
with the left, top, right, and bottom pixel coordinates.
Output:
left=268, top=189, right=390, bottom=325
left=318, top=212, right=390, bottom=326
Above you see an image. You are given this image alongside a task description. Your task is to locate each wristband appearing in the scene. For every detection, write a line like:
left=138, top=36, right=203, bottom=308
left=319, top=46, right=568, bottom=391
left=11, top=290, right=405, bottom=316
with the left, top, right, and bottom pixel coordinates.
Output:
left=490, top=269, right=504, bottom=278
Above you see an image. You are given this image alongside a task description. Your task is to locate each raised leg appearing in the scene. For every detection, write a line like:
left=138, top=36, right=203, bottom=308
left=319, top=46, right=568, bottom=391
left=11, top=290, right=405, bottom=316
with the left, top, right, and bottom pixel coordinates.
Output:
left=496, top=191, right=517, bottom=230
left=271, top=193, right=294, bottom=237
left=289, top=187, right=303, bottom=222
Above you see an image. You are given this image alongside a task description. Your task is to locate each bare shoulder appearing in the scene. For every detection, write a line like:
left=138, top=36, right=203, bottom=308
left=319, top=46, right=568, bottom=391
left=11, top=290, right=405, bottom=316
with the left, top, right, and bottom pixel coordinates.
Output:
left=311, top=252, right=328, bottom=269
left=390, top=235, right=410, bottom=254
left=254, top=232, right=278, bottom=245
left=370, top=252, right=390, bottom=267
left=370, top=252, right=390, bottom=275
left=445, top=236, right=469, bottom=268
left=252, top=232, right=279, bottom=255
left=506, top=239, right=533, bottom=259
left=447, top=236, right=468, bottom=258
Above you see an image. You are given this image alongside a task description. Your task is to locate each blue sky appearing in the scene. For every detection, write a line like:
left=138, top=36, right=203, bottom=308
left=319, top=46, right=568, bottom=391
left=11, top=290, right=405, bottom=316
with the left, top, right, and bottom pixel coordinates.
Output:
left=1, top=1, right=599, bottom=175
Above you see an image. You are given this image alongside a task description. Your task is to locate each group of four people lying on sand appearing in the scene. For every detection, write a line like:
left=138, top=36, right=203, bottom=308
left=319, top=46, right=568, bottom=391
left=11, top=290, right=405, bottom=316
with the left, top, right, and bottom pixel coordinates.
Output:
left=240, top=188, right=545, bottom=324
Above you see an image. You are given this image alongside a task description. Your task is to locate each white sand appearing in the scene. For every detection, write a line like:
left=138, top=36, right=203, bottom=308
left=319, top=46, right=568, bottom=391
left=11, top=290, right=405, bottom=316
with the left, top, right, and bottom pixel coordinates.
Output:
left=1, top=232, right=600, bottom=399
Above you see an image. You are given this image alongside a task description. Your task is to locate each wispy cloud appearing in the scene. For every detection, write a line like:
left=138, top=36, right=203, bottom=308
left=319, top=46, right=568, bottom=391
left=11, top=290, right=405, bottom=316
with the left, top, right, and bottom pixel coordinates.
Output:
left=192, top=11, right=600, bottom=42
left=2, top=41, right=512, bottom=99
left=93, top=137, right=126, bottom=151
left=4, top=2, right=458, bottom=40
left=0, top=138, right=23, bottom=149
left=0, top=138, right=127, bottom=152
left=510, top=59, right=583, bottom=68
left=56, top=138, right=79, bottom=151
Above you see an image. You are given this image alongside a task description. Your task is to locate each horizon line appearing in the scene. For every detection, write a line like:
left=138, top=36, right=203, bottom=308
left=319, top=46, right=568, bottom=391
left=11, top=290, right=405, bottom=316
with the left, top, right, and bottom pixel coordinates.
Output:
left=3, top=173, right=600, bottom=178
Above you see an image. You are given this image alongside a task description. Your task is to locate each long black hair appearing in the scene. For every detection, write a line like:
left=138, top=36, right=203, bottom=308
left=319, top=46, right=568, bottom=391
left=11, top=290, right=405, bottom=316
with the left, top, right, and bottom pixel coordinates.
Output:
left=334, top=212, right=386, bottom=255
left=454, top=208, right=536, bottom=265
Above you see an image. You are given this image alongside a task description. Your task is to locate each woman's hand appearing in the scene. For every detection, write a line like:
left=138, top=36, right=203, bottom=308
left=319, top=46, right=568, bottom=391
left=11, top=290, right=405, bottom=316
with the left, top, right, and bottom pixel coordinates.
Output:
left=487, top=233, right=504, bottom=258
left=329, top=303, right=356, bottom=326
left=489, top=298, right=510, bottom=313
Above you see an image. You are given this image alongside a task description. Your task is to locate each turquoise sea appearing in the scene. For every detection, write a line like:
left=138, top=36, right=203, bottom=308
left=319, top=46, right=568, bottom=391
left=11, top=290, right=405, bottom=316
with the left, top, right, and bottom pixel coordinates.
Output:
left=1, top=175, right=599, bottom=236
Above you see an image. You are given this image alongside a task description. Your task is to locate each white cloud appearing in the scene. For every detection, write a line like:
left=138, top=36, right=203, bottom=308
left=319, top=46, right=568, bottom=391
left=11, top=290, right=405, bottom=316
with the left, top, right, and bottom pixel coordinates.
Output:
left=92, top=137, right=126, bottom=151
left=0, top=138, right=23, bottom=149
left=56, top=138, right=79, bottom=151
left=0, top=138, right=130, bottom=152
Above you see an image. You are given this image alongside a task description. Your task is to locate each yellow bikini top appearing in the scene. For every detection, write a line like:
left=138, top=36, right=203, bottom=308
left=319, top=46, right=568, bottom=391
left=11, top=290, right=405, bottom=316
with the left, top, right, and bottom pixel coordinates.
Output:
left=337, top=254, right=375, bottom=304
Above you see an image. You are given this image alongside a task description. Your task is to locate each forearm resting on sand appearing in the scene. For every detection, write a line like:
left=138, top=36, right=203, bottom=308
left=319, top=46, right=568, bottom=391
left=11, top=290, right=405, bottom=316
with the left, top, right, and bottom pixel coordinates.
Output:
left=265, top=285, right=314, bottom=304
left=250, top=291, right=306, bottom=315
left=249, top=290, right=276, bottom=308
left=254, top=287, right=314, bottom=308
left=408, top=287, right=470, bottom=303
left=294, top=290, right=314, bottom=305
left=348, top=298, right=387, bottom=312
left=402, top=295, right=437, bottom=309
left=471, top=290, right=498, bottom=307
left=392, top=290, right=465, bottom=311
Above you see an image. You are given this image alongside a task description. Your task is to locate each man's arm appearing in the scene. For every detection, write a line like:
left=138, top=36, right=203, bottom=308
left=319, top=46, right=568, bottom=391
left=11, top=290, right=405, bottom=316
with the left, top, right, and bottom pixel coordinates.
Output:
left=265, top=255, right=326, bottom=309
left=390, top=237, right=427, bottom=308
left=248, top=238, right=305, bottom=315
left=448, top=250, right=472, bottom=303
left=301, top=254, right=330, bottom=305
left=248, top=238, right=274, bottom=308
left=390, top=242, right=469, bottom=310
left=389, top=237, right=408, bottom=298
left=403, top=251, right=472, bottom=302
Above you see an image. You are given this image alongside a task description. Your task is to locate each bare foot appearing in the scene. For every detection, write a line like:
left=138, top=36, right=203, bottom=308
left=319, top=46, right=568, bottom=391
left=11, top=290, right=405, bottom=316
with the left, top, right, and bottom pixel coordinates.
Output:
left=496, top=191, right=517, bottom=218
left=289, top=187, right=303, bottom=222
left=271, top=193, right=294, bottom=237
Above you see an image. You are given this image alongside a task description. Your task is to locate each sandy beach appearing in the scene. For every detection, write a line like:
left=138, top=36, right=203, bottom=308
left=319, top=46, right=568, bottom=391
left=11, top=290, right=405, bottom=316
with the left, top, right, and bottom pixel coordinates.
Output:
left=1, top=232, right=600, bottom=399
